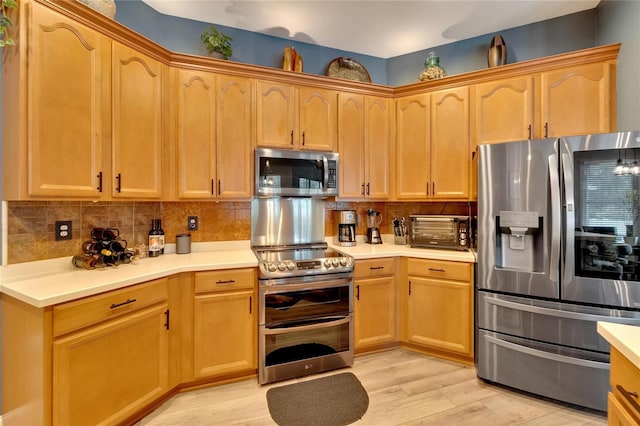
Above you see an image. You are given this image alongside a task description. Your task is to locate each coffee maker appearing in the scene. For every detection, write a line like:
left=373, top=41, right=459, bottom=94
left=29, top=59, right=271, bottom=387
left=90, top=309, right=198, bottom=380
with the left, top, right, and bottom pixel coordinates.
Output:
left=333, top=210, right=357, bottom=246
left=365, top=208, right=383, bottom=244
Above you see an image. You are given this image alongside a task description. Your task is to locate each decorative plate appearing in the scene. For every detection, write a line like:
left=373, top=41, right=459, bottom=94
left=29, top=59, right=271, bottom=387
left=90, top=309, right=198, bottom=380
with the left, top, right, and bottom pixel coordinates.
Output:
left=326, top=57, right=372, bottom=83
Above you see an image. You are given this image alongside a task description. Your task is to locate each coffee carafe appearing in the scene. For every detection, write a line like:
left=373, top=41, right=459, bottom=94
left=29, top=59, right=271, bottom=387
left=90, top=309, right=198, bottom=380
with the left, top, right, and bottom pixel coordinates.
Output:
left=333, top=210, right=357, bottom=247
left=365, top=208, right=383, bottom=244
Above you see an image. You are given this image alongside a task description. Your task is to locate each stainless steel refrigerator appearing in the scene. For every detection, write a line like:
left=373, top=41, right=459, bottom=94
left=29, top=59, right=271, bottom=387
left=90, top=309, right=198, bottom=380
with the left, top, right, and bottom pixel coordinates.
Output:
left=477, top=132, right=640, bottom=412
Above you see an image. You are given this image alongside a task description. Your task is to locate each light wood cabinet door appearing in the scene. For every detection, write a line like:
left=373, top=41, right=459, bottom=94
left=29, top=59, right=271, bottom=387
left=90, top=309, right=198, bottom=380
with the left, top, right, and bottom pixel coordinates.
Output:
left=255, top=81, right=296, bottom=149
left=365, top=96, right=391, bottom=199
left=175, top=68, right=217, bottom=199
left=52, top=304, right=169, bottom=426
left=27, top=3, right=110, bottom=198
left=473, top=76, right=535, bottom=145
left=338, top=93, right=366, bottom=198
left=430, top=87, right=470, bottom=199
left=396, top=94, right=430, bottom=200
left=193, top=289, right=256, bottom=378
left=112, top=42, right=165, bottom=198
left=216, top=75, right=253, bottom=199
left=298, top=86, right=337, bottom=151
left=354, top=276, right=396, bottom=350
left=608, top=392, right=640, bottom=426
left=541, top=62, right=615, bottom=137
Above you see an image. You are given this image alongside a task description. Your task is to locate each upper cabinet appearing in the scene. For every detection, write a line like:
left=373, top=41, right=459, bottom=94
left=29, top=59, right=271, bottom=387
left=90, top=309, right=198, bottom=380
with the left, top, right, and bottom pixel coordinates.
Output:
left=112, top=42, right=167, bottom=199
left=395, top=87, right=470, bottom=201
left=173, top=70, right=252, bottom=200
left=2, top=2, right=111, bottom=199
left=256, top=81, right=337, bottom=151
left=338, top=93, right=391, bottom=199
left=472, top=61, right=616, bottom=146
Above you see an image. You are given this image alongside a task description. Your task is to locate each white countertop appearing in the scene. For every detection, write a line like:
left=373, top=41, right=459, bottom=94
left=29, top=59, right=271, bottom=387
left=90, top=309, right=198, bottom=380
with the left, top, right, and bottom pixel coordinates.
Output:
left=0, top=236, right=476, bottom=308
left=597, top=321, right=640, bottom=369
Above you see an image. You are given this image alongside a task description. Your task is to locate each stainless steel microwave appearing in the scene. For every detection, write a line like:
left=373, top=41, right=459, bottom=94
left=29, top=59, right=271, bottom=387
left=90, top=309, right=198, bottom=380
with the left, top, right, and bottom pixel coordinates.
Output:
left=255, top=148, right=338, bottom=197
left=408, top=215, right=471, bottom=251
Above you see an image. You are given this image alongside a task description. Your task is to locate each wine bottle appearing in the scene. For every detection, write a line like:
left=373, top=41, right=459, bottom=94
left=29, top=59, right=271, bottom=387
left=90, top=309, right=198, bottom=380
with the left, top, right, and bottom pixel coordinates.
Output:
left=71, top=254, right=97, bottom=270
left=148, top=218, right=165, bottom=257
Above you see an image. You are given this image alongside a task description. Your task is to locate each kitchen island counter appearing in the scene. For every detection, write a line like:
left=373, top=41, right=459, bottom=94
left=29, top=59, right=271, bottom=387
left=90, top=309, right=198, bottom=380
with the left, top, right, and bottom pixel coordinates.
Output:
left=597, top=321, right=640, bottom=370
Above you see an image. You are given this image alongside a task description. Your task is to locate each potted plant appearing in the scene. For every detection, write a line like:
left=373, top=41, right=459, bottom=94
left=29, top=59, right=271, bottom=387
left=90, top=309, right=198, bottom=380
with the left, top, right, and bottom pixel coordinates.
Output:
left=200, top=25, right=233, bottom=59
left=0, top=0, right=19, bottom=48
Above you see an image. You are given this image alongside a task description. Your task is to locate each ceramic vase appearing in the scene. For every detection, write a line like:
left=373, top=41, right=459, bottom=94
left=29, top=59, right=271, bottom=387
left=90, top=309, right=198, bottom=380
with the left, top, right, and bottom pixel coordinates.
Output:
left=419, top=52, right=445, bottom=81
left=488, top=35, right=507, bottom=67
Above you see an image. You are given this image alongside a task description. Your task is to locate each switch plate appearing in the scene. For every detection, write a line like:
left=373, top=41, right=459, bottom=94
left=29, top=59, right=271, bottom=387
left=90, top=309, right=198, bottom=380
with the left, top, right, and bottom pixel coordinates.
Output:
left=55, top=220, right=72, bottom=241
left=187, top=216, right=199, bottom=230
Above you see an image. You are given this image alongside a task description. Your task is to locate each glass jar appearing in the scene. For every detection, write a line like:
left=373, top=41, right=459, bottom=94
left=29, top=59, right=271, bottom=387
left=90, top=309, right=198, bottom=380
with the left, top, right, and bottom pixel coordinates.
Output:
left=419, top=52, right=446, bottom=81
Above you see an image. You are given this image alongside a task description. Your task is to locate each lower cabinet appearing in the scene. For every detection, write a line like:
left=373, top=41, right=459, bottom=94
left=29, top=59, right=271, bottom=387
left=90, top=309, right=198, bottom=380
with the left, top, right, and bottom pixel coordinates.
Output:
left=52, top=278, right=170, bottom=425
left=353, top=258, right=396, bottom=351
left=607, top=347, right=640, bottom=425
left=193, top=268, right=257, bottom=378
left=404, top=258, right=474, bottom=360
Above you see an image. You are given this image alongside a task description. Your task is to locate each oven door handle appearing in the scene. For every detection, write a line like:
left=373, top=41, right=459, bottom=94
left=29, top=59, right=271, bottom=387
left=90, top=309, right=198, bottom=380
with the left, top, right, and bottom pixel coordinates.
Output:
left=262, top=278, right=352, bottom=293
left=263, top=316, right=351, bottom=335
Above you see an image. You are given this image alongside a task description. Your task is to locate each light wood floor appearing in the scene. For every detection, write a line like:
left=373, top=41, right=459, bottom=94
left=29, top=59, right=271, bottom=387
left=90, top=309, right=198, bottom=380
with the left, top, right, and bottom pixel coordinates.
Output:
left=139, top=348, right=608, bottom=425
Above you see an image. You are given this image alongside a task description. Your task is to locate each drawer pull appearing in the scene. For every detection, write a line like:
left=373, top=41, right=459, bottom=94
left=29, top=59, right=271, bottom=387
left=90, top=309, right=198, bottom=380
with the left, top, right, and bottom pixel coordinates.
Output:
left=370, top=266, right=385, bottom=270
left=428, top=268, right=446, bottom=273
left=617, top=385, right=640, bottom=412
left=110, top=298, right=137, bottom=309
left=164, top=309, right=170, bottom=330
left=216, top=279, right=236, bottom=284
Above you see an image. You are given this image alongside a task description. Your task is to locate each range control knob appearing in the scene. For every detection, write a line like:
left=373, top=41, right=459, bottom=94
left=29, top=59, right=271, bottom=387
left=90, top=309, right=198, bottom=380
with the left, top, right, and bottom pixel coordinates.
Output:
left=267, top=263, right=277, bottom=272
left=277, top=263, right=286, bottom=271
left=286, top=261, right=295, bottom=270
left=324, top=259, right=332, bottom=268
left=339, top=257, right=347, bottom=266
left=345, top=257, right=354, bottom=267
left=332, top=258, right=340, bottom=267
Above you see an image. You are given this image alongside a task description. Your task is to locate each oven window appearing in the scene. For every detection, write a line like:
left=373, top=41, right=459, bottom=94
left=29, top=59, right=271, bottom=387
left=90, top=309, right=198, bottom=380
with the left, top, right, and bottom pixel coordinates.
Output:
left=264, top=286, right=350, bottom=326
left=264, top=320, right=351, bottom=367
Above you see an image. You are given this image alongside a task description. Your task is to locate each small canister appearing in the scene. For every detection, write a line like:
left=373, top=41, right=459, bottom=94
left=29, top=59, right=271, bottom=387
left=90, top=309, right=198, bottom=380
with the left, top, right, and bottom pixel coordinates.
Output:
left=176, top=233, right=191, bottom=254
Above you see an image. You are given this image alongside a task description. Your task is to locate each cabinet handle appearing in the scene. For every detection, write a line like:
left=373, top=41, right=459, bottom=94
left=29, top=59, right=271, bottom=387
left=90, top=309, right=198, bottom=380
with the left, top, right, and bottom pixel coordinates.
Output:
left=426, top=181, right=430, bottom=196
left=366, top=182, right=370, bottom=196
left=216, top=279, right=236, bottom=284
left=370, top=266, right=385, bottom=270
left=110, top=298, right=136, bottom=309
left=290, top=130, right=294, bottom=145
left=544, top=122, right=549, bottom=138
left=409, top=280, right=412, bottom=295
left=249, top=296, right=252, bottom=314
left=302, top=131, right=306, bottom=146
left=211, top=179, right=215, bottom=195
left=115, top=173, right=122, bottom=193
left=97, top=171, right=103, bottom=192
left=432, top=182, right=435, bottom=196
left=361, top=183, right=365, bottom=196
left=428, top=268, right=446, bottom=273
left=164, top=309, right=170, bottom=330
left=616, top=385, right=640, bottom=413
left=356, top=284, right=360, bottom=301
left=218, top=179, right=221, bottom=195
left=528, top=124, right=532, bottom=140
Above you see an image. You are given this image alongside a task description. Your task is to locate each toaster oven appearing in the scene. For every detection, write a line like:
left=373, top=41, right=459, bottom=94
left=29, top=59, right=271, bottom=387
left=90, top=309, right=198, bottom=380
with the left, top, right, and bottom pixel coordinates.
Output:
left=408, top=215, right=470, bottom=250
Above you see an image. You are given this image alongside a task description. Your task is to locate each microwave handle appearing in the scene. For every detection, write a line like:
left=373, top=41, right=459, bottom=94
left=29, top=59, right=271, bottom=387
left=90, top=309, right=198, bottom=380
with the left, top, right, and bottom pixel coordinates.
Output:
left=323, top=156, right=329, bottom=190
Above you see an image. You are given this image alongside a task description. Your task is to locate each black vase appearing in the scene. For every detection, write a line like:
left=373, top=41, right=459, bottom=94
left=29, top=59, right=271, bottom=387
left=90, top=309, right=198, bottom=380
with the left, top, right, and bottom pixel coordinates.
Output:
left=488, top=35, right=507, bottom=68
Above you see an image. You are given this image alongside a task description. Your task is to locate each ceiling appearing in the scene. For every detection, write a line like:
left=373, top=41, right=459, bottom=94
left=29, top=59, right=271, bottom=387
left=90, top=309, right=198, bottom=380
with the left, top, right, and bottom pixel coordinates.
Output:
left=141, top=0, right=601, bottom=58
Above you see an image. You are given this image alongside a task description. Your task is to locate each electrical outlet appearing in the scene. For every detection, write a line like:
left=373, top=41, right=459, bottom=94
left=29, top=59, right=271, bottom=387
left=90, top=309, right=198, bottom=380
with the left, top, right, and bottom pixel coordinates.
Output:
left=187, top=216, right=199, bottom=230
left=55, top=220, right=72, bottom=241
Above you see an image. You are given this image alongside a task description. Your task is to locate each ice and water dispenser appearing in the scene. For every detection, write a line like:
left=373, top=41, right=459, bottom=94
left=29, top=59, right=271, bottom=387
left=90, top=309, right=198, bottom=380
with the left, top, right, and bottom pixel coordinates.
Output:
left=495, top=211, right=544, bottom=272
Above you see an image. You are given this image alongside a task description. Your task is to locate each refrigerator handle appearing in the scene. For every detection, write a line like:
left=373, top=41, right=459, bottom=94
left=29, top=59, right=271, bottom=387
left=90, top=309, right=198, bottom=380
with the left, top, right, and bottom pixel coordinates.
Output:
left=561, top=152, right=575, bottom=286
left=548, top=153, right=561, bottom=283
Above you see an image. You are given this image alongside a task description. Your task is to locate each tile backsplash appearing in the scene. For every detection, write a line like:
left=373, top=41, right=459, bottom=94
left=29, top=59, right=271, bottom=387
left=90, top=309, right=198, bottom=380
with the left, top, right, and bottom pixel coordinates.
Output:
left=5, top=200, right=474, bottom=264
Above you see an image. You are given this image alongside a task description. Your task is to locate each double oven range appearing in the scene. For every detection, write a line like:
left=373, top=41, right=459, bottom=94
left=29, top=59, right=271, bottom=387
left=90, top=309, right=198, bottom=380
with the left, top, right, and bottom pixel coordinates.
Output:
left=251, top=197, right=354, bottom=384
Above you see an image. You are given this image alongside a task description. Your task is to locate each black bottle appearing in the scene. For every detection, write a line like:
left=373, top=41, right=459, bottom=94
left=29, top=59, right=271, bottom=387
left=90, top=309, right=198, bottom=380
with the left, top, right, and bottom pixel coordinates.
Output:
left=148, top=218, right=165, bottom=257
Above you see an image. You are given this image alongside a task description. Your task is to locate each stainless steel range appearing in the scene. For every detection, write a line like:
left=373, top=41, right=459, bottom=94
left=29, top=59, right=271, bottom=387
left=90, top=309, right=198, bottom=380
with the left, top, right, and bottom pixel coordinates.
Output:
left=251, top=197, right=355, bottom=384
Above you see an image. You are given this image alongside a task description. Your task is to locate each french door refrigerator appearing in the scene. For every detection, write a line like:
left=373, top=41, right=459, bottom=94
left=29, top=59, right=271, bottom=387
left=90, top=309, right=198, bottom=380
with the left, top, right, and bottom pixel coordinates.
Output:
left=477, top=132, right=640, bottom=412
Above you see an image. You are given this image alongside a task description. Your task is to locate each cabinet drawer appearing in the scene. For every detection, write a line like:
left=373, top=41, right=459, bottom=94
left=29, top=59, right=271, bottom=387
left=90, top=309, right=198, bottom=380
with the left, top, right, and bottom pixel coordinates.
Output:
left=53, top=278, right=168, bottom=337
left=407, top=258, right=471, bottom=282
left=354, top=258, right=395, bottom=278
left=611, top=347, right=640, bottom=418
left=195, top=268, right=256, bottom=293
